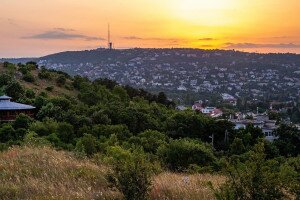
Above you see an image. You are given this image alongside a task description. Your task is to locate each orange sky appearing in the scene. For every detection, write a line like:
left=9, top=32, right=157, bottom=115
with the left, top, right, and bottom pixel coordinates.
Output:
left=1, top=0, right=300, bottom=57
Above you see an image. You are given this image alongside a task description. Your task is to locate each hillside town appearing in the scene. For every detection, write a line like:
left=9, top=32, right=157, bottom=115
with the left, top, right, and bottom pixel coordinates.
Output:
left=37, top=48, right=300, bottom=105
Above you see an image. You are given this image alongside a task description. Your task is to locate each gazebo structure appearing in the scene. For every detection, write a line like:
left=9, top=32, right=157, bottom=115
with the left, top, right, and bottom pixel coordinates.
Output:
left=0, top=95, right=35, bottom=121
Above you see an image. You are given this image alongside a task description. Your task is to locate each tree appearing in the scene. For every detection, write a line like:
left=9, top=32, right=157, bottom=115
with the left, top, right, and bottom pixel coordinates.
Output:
left=5, top=81, right=25, bottom=100
left=165, top=111, right=211, bottom=139
left=230, top=138, right=246, bottom=155
left=36, top=103, right=64, bottom=120
left=274, top=124, right=300, bottom=156
left=157, top=92, right=167, bottom=105
left=112, top=86, right=130, bottom=103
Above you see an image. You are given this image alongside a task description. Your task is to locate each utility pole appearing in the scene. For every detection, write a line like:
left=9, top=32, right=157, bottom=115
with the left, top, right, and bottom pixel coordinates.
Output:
left=209, top=133, right=214, bottom=149
left=108, top=23, right=113, bottom=50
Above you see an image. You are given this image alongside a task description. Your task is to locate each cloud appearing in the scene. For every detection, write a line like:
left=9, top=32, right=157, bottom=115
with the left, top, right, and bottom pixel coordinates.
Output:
left=122, top=36, right=143, bottom=40
left=198, top=38, right=215, bottom=41
left=22, top=29, right=104, bottom=41
left=200, top=44, right=215, bottom=48
left=122, top=36, right=182, bottom=42
left=0, top=18, right=19, bottom=27
left=224, top=42, right=300, bottom=49
left=53, top=27, right=76, bottom=32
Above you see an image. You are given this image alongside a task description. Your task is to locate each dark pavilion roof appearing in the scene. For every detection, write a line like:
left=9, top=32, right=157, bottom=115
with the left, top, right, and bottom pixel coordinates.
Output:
left=0, top=95, right=35, bottom=110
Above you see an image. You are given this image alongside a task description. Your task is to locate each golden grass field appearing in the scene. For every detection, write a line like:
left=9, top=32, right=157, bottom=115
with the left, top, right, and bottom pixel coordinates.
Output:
left=0, top=146, right=225, bottom=200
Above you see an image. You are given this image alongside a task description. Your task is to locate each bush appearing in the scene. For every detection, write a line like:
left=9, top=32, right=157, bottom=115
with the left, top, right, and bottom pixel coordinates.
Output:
left=57, top=122, right=74, bottom=143
left=158, top=139, right=216, bottom=171
left=129, top=130, right=167, bottom=154
left=23, top=73, right=35, bottom=83
left=75, top=134, right=98, bottom=156
left=38, top=69, right=52, bottom=80
left=0, top=124, right=16, bottom=142
left=107, top=147, right=153, bottom=200
left=14, top=113, right=33, bottom=129
left=0, top=74, right=12, bottom=87
left=213, top=143, right=297, bottom=200
left=26, top=61, right=38, bottom=70
left=45, top=86, right=54, bottom=92
left=29, top=119, right=58, bottom=136
left=25, top=89, right=36, bottom=99
left=56, top=75, right=66, bottom=86
left=5, top=81, right=25, bottom=100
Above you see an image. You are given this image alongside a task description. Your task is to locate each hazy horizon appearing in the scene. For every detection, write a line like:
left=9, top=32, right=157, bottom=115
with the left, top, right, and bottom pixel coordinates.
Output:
left=1, top=0, right=300, bottom=57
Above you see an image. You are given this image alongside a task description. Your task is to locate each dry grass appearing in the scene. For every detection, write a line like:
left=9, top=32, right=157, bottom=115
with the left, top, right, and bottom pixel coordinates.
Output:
left=0, top=146, right=225, bottom=200
left=0, top=146, right=120, bottom=200
left=151, top=172, right=226, bottom=200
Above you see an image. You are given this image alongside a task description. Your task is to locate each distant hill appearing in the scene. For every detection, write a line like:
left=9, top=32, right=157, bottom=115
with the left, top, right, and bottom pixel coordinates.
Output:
left=3, top=48, right=300, bottom=104
left=0, top=58, right=37, bottom=64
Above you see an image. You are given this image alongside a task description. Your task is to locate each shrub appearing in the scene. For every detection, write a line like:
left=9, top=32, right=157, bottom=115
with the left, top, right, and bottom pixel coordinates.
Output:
left=18, top=65, right=30, bottom=75
left=129, top=130, right=167, bottom=154
left=14, top=113, right=34, bottom=129
left=5, top=81, right=25, bottom=100
left=91, top=124, right=131, bottom=140
left=75, top=134, right=98, bottom=156
left=45, top=86, right=54, bottom=92
left=56, top=75, right=66, bottom=86
left=213, top=143, right=297, bottom=200
left=23, top=73, right=35, bottom=83
left=158, top=139, right=216, bottom=171
left=25, top=89, right=36, bottom=99
left=38, top=70, right=52, bottom=80
left=29, top=119, right=58, bottom=136
left=0, top=124, right=16, bottom=142
left=0, top=74, right=12, bottom=87
left=57, top=122, right=74, bottom=143
left=107, top=147, right=153, bottom=200
left=26, top=61, right=38, bottom=70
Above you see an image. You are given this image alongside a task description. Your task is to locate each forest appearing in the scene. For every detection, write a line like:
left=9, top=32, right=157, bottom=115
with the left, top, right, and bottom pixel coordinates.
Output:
left=0, top=61, right=299, bottom=200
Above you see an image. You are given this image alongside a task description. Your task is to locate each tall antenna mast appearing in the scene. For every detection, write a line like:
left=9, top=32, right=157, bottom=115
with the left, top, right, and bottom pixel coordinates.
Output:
left=108, top=23, right=113, bottom=50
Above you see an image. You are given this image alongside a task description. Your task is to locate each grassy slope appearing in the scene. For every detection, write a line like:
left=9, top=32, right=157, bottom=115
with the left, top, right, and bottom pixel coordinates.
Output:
left=0, top=146, right=225, bottom=200
left=0, top=63, right=78, bottom=98
left=0, top=146, right=119, bottom=200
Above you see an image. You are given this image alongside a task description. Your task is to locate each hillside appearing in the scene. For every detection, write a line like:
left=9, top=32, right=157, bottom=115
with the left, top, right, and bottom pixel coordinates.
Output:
left=0, top=62, right=77, bottom=98
left=0, top=146, right=225, bottom=200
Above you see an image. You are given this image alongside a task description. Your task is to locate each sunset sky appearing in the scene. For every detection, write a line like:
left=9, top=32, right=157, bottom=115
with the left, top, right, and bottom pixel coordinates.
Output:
left=1, top=0, right=300, bottom=57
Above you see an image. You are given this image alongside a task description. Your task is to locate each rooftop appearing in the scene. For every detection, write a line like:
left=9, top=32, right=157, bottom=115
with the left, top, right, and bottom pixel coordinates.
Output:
left=0, top=95, right=35, bottom=110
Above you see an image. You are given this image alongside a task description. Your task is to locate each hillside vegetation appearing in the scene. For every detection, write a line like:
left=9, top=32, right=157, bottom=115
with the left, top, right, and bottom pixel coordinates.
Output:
left=0, top=62, right=299, bottom=200
left=0, top=146, right=224, bottom=200
left=0, top=62, right=77, bottom=97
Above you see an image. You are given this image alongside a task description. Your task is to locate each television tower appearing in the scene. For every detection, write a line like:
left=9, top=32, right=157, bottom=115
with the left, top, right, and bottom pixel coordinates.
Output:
left=108, top=24, right=113, bottom=50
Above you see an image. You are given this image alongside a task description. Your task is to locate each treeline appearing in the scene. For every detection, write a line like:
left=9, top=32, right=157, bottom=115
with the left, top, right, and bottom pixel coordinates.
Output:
left=0, top=62, right=299, bottom=199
